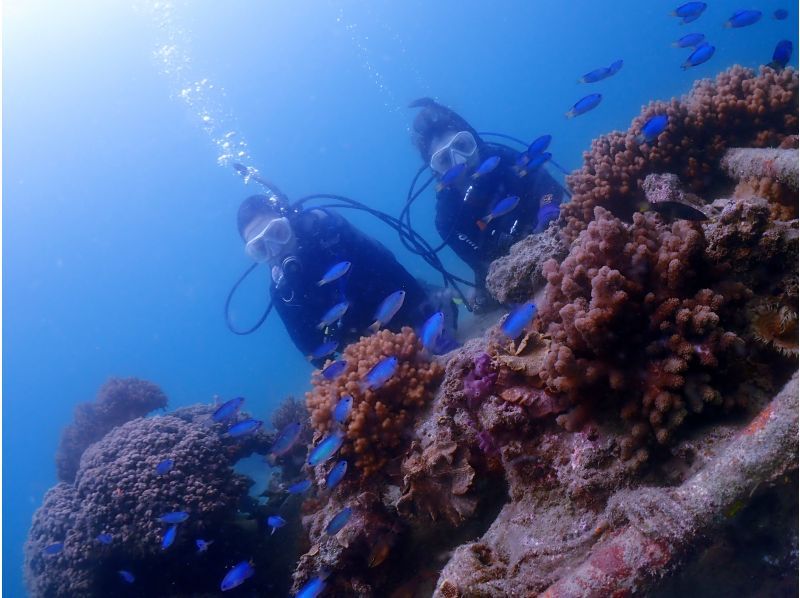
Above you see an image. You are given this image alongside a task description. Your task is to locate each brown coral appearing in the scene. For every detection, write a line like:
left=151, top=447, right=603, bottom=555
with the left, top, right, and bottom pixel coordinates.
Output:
left=539, top=207, right=746, bottom=460
left=305, top=327, right=443, bottom=478
left=561, top=66, right=798, bottom=241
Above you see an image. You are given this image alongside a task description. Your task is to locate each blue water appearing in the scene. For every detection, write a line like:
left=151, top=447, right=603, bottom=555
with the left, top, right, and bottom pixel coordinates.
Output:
left=3, top=1, right=796, bottom=595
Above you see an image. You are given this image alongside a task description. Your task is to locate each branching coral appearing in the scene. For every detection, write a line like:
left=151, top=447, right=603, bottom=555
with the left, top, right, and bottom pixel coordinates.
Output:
left=539, top=207, right=746, bottom=461
left=55, top=377, right=168, bottom=483
left=561, top=66, right=798, bottom=241
left=305, top=328, right=443, bottom=479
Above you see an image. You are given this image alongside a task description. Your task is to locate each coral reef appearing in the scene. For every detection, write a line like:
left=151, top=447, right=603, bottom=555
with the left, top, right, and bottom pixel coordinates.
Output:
left=305, top=327, right=443, bottom=479
left=25, top=398, right=286, bottom=597
left=561, top=66, right=798, bottom=240
left=55, top=377, right=167, bottom=483
left=539, top=206, right=748, bottom=461
left=485, top=223, right=568, bottom=305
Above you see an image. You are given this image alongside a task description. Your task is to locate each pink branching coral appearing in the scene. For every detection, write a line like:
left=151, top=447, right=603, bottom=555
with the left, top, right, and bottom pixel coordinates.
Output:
left=539, top=207, right=746, bottom=462
left=561, top=66, right=798, bottom=241
left=305, top=328, right=443, bottom=479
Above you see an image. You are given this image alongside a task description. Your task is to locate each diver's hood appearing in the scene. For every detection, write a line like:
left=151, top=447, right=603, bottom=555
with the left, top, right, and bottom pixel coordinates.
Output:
left=409, top=98, right=485, bottom=163
left=237, top=192, right=293, bottom=240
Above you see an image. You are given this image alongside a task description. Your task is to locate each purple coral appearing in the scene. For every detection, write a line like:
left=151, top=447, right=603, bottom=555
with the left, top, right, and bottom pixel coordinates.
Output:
left=55, top=377, right=167, bottom=482
left=25, top=409, right=276, bottom=597
left=463, top=353, right=497, bottom=409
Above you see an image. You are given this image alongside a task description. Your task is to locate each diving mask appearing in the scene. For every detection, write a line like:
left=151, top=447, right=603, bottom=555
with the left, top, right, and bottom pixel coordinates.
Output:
left=245, top=216, right=292, bottom=262
left=430, top=131, right=478, bottom=174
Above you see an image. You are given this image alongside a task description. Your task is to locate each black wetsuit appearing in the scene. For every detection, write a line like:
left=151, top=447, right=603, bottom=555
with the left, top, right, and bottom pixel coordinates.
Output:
left=270, top=208, right=436, bottom=363
left=434, top=144, right=566, bottom=295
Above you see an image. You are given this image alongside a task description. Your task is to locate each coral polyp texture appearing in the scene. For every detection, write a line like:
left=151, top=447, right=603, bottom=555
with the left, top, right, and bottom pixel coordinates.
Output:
left=561, top=66, right=798, bottom=240
left=55, top=377, right=167, bottom=483
left=538, top=207, right=750, bottom=461
left=305, top=327, right=443, bottom=478
left=24, top=391, right=289, bottom=597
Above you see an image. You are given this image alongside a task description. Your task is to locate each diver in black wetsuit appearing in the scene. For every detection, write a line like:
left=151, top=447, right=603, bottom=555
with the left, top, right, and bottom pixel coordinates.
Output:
left=409, top=98, right=566, bottom=311
left=235, top=192, right=454, bottom=364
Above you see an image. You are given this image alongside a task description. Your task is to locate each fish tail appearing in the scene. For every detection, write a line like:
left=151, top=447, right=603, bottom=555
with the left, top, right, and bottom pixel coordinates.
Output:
left=767, top=61, right=783, bottom=71
left=271, top=528, right=276, bottom=536
left=366, top=321, right=381, bottom=335
left=723, top=21, right=732, bottom=28
left=316, top=280, right=325, bottom=287
left=565, top=110, right=575, bottom=119
left=578, top=77, right=587, bottom=83
left=435, top=183, right=444, bottom=192
left=476, top=219, right=488, bottom=231
left=471, top=172, right=479, bottom=180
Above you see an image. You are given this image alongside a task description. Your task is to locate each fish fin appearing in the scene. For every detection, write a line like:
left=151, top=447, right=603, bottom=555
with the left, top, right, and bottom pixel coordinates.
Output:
left=435, top=182, right=444, bottom=192
left=578, top=77, right=587, bottom=83
left=408, top=97, right=437, bottom=109
left=565, top=111, right=575, bottom=119
left=767, top=61, right=783, bottom=71
left=471, top=172, right=480, bottom=180
left=316, top=280, right=325, bottom=287
left=476, top=219, right=488, bottom=231
left=366, top=321, right=381, bottom=335
left=271, top=528, right=275, bottom=535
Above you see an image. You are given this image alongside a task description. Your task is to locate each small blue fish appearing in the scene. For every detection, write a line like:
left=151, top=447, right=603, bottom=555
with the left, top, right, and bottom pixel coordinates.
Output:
left=527, top=135, right=552, bottom=156
left=271, top=421, right=303, bottom=456
left=326, top=460, right=348, bottom=489
left=437, top=162, right=467, bottom=190
left=768, top=40, right=792, bottom=71
left=220, top=561, right=254, bottom=592
left=672, top=33, right=705, bottom=48
left=368, top=290, right=406, bottom=333
left=317, top=261, right=351, bottom=286
left=287, top=479, right=313, bottom=494
left=212, top=397, right=245, bottom=423
left=155, top=459, right=174, bottom=475
left=295, top=576, right=327, bottom=598
left=317, top=301, right=350, bottom=330
left=267, top=515, right=286, bottom=535
left=333, top=394, right=354, bottom=423
left=477, top=196, right=520, bottom=230
left=96, top=533, right=113, bottom=545
left=534, top=196, right=561, bottom=234
left=637, top=115, right=669, bottom=143
left=361, top=356, right=398, bottom=391
left=162, top=525, right=177, bottom=550
left=501, top=301, right=538, bottom=339
left=118, top=570, right=135, bottom=584
left=566, top=94, right=602, bottom=118
left=471, top=155, right=501, bottom=179
left=307, top=341, right=339, bottom=362
left=159, top=511, right=189, bottom=524
left=724, top=10, right=761, bottom=28
left=321, top=360, right=348, bottom=380
left=421, top=312, right=445, bottom=352
left=607, top=59, right=623, bottom=75
left=325, top=507, right=353, bottom=535
left=308, top=431, right=345, bottom=466
left=228, top=418, right=263, bottom=438
left=42, top=542, right=63, bottom=555
left=518, top=152, right=552, bottom=177
left=682, top=42, right=715, bottom=69
left=774, top=9, right=788, bottom=20
left=196, top=538, right=213, bottom=553
left=672, top=2, right=706, bottom=18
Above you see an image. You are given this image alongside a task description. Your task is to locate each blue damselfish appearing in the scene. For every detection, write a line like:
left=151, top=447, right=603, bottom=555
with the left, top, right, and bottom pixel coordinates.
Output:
left=361, top=356, right=398, bottom=391
left=682, top=43, right=715, bottom=69
left=228, top=418, right=262, bottom=438
left=220, top=561, right=254, bottom=592
left=566, top=94, right=602, bottom=118
left=325, top=507, right=353, bottom=535
left=501, top=301, right=538, bottom=339
left=271, top=421, right=303, bottom=456
left=308, top=431, right=345, bottom=466
left=326, top=460, right=348, bottom=489
left=317, top=261, right=351, bottom=287
left=333, top=394, right=354, bottom=423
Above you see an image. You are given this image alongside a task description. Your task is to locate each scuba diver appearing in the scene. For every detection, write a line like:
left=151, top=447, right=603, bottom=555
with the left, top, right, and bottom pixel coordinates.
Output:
left=407, top=98, right=567, bottom=311
left=230, top=186, right=457, bottom=364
